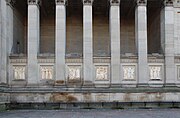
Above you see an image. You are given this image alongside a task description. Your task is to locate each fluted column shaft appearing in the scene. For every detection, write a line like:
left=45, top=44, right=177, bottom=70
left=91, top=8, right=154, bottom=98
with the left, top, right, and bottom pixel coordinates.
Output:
left=27, top=0, right=40, bottom=86
left=109, top=0, right=121, bottom=86
left=135, top=0, right=148, bottom=86
left=161, top=0, right=175, bottom=86
left=83, top=0, right=93, bottom=86
left=55, top=0, right=66, bottom=85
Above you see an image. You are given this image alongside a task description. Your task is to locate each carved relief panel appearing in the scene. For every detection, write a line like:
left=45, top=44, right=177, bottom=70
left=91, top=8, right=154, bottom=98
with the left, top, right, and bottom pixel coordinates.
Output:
left=13, top=66, right=26, bottom=80
left=67, top=66, right=81, bottom=80
left=95, top=66, right=109, bottom=80
left=40, top=66, right=54, bottom=80
left=123, top=66, right=136, bottom=80
left=149, top=66, right=162, bottom=80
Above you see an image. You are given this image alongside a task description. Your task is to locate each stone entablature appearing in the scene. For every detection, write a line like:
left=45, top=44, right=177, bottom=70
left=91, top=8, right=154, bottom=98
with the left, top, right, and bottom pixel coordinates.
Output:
left=93, top=57, right=111, bottom=63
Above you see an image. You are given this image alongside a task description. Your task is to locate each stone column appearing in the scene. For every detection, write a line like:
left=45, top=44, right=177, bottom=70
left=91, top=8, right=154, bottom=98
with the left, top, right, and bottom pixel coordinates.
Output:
left=0, top=0, right=2, bottom=84
left=0, top=0, right=8, bottom=85
left=55, top=0, right=66, bottom=86
left=83, top=0, right=93, bottom=86
left=135, top=0, right=148, bottom=86
left=27, top=0, right=40, bottom=86
left=0, top=0, right=3, bottom=84
left=109, top=0, right=121, bottom=87
left=6, top=0, right=14, bottom=54
left=161, top=0, right=175, bottom=86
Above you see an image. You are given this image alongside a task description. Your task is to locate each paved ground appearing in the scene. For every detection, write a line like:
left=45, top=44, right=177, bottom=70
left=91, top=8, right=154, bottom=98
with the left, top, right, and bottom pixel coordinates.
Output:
left=0, top=109, right=180, bottom=118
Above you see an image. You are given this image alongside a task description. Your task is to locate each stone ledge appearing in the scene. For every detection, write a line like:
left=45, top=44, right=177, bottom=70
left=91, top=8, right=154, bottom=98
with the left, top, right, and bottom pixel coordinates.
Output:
left=2, top=87, right=180, bottom=93
left=6, top=92, right=180, bottom=103
left=6, top=102, right=180, bottom=110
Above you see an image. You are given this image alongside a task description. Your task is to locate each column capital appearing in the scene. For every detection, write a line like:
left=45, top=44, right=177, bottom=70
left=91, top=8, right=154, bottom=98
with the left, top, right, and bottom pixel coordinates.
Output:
left=163, top=0, right=173, bottom=6
left=174, top=0, right=180, bottom=7
left=27, top=0, right=41, bottom=5
left=82, top=0, right=94, bottom=5
left=6, top=0, right=16, bottom=8
left=109, top=0, right=120, bottom=6
left=136, top=0, right=147, bottom=6
left=55, top=0, right=67, bottom=5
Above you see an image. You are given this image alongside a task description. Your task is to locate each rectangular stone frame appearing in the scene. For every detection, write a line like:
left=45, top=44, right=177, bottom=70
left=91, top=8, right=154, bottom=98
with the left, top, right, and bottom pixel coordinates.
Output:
left=65, top=63, right=83, bottom=87
left=148, top=63, right=164, bottom=87
left=93, top=63, right=110, bottom=88
left=121, top=63, right=137, bottom=87
left=38, top=63, right=55, bottom=86
left=9, top=63, right=27, bottom=87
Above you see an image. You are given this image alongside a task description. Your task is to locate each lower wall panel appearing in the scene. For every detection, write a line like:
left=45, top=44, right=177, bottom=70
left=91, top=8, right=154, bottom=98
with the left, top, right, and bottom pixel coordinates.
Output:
left=9, top=92, right=180, bottom=103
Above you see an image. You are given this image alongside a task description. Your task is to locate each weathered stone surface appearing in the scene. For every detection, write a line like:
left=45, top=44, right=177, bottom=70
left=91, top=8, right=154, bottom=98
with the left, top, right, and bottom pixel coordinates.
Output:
left=6, top=92, right=180, bottom=103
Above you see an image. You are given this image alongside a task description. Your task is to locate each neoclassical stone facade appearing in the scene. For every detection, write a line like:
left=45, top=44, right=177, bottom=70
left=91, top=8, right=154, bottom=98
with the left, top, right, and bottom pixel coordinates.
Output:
left=1, top=0, right=180, bottom=107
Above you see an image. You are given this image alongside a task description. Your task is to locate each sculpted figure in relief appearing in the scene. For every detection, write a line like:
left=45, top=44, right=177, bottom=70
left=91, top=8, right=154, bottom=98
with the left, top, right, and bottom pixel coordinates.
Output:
left=123, top=66, right=135, bottom=80
left=14, top=66, right=25, bottom=80
left=41, top=66, right=53, bottom=79
left=149, top=66, right=161, bottom=80
left=68, top=66, right=81, bottom=80
left=96, top=66, right=108, bottom=80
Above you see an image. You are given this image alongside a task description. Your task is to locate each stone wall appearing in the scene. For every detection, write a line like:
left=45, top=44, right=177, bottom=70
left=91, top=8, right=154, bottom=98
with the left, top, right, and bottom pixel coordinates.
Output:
left=0, top=93, right=10, bottom=111
left=148, top=9, right=161, bottom=54
left=121, top=19, right=136, bottom=54
left=39, top=16, right=137, bottom=55
left=13, top=9, right=25, bottom=54
left=67, top=15, right=83, bottom=56
left=7, top=92, right=180, bottom=103
left=93, top=15, right=110, bottom=56
left=40, top=16, right=55, bottom=54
